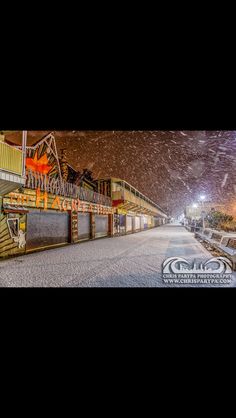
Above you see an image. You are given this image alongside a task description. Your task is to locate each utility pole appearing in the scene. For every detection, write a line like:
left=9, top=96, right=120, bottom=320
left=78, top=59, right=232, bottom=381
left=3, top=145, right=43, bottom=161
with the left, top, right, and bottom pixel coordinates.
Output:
left=22, top=131, right=27, bottom=177
left=202, top=204, right=206, bottom=230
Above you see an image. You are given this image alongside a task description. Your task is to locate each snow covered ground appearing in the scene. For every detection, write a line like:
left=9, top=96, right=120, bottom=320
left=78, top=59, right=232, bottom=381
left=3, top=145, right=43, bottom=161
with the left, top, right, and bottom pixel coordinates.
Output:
left=0, top=225, right=235, bottom=287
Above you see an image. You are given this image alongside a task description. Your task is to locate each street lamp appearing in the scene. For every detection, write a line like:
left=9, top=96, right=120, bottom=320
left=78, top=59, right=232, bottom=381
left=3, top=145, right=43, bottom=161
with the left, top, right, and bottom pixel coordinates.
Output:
left=199, top=195, right=206, bottom=229
left=192, top=203, right=198, bottom=229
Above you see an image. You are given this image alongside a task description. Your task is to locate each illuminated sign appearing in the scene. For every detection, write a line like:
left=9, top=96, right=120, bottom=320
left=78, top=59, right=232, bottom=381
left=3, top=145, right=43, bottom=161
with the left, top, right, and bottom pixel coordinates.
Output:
left=5, top=189, right=114, bottom=215
left=26, top=151, right=52, bottom=175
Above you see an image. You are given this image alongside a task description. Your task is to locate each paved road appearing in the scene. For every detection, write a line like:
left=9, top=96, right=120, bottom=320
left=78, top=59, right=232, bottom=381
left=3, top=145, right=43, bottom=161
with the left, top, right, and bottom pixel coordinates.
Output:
left=0, top=224, right=235, bottom=287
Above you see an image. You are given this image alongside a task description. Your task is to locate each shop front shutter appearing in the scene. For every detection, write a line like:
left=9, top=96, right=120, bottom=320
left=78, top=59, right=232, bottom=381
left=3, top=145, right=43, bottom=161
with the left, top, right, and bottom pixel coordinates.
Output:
left=95, top=215, right=108, bottom=238
left=27, top=209, right=69, bottom=250
left=154, top=217, right=159, bottom=227
left=141, top=217, right=145, bottom=230
left=126, top=216, right=133, bottom=233
left=119, top=214, right=126, bottom=235
left=135, top=216, right=141, bottom=230
left=148, top=216, right=152, bottom=227
left=78, top=213, right=90, bottom=240
left=143, top=216, right=148, bottom=229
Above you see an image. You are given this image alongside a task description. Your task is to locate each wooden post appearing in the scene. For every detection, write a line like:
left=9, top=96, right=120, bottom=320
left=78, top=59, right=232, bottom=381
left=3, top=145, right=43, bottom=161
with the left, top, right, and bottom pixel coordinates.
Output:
left=70, top=211, right=78, bottom=243
left=108, top=213, right=114, bottom=237
left=90, top=213, right=95, bottom=239
left=125, top=214, right=127, bottom=235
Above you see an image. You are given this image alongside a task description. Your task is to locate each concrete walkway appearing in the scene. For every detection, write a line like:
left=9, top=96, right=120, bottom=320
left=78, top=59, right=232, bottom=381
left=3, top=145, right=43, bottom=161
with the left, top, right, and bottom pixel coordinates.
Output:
left=0, top=225, right=235, bottom=287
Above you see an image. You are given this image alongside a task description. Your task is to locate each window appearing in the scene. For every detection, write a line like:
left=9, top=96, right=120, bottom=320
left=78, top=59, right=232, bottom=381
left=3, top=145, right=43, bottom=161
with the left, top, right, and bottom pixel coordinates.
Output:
left=112, top=181, right=122, bottom=192
left=7, top=218, right=19, bottom=239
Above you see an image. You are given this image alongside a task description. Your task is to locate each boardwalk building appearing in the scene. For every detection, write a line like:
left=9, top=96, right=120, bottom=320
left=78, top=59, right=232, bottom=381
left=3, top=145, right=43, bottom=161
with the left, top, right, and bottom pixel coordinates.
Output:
left=0, top=133, right=167, bottom=258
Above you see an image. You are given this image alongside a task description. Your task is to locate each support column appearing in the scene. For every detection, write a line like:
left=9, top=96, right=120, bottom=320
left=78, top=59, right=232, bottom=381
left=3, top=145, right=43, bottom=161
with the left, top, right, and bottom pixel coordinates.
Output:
left=108, top=213, right=114, bottom=237
left=90, top=213, right=95, bottom=239
left=22, top=130, right=27, bottom=177
left=0, top=196, right=3, bottom=215
left=70, top=211, right=78, bottom=243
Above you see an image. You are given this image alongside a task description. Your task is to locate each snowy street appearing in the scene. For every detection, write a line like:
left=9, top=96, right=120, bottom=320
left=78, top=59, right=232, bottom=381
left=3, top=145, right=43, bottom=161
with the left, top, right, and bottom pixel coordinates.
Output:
left=1, top=224, right=235, bottom=287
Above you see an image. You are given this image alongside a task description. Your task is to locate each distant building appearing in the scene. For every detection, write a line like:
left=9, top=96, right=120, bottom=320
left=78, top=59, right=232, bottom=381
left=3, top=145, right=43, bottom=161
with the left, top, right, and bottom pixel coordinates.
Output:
left=96, top=178, right=167, bottom=235
left=185, top=201, right=236, bottom=221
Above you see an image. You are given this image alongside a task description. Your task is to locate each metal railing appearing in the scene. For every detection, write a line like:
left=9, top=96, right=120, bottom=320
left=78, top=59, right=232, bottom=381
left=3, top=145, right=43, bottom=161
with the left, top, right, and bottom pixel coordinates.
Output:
left=0, top=142, right=23, bottom=175
left=111, top=179, right=167, bottom=217
left=122, top=180, right=166, bottom=214
left=26, top=170, right=112, bottom=206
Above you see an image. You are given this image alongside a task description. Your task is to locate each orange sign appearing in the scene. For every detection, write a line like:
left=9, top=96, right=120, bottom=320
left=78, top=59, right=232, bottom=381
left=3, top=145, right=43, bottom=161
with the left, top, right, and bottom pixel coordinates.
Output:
left=36, top=188, right=48, bottom=209
left=6, top=190, right=114, bottom=215
left=26, top=152, right=52, bottom=175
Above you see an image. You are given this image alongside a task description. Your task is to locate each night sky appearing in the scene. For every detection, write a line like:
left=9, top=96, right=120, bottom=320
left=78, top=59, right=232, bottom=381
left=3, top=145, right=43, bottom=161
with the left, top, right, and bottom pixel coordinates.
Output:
left=4, top=131, right=236, bottom=216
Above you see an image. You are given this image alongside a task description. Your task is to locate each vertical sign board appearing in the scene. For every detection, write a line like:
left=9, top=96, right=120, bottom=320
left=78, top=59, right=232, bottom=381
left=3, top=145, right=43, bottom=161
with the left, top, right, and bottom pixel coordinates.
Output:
left=71, top=212, right=78, bottom=243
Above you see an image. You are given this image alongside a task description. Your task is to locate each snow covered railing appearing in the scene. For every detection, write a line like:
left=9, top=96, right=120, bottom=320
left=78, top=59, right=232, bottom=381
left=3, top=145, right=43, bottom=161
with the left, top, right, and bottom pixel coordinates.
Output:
left=194, top=228, right=236, bottom=270
left=0, top=142, right=23, bottom=176
left=25, top=170, right=112, bottom=206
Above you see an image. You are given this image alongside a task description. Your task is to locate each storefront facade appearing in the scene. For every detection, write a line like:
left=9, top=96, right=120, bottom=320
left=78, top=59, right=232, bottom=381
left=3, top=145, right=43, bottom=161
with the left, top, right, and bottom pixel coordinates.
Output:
left=97, top=178, right=168, bottom=236
left=0, top=133, right=114, bottom=258
left=0, top=187, right=113, bottom=258
left=113, top=210, right=165, bottom=236
left=0, top=134, right=168, bottom=259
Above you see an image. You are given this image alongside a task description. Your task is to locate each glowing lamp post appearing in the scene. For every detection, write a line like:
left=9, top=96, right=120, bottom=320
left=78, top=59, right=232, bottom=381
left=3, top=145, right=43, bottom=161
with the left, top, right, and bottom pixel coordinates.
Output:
left=199, top=195, right=206, bottom=229
left=192, top=203, right=198, bottom=222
